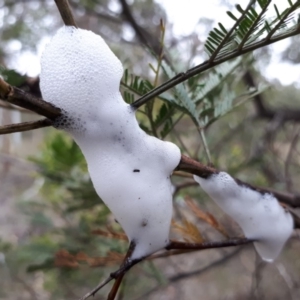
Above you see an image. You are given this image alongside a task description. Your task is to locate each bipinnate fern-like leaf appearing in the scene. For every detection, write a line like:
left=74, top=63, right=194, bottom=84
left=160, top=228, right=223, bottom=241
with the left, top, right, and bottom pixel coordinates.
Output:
left=204, top=0, right=300, bottom=59
left=123, top=1, right=299, bottom=134
left=121, top=69, right=154, bottom=103
left=132, top=0, right=300, bottom=110
left=160, top=57, right=268, bottom=129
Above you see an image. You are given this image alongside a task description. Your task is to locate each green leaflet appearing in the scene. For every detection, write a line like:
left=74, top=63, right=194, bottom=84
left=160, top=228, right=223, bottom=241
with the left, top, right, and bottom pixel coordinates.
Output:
left=194, top=58, right=243, bottom=104
left=121, top=69, right=154, bottom=103
left=122, top=1, right=298, bottom=137
left=201, top=83, right=270, bottom=127
left=204, top=0, right=299, bottom=58
left=0, top=66, right=26, bottom=86
left=159, top=57, right=270, bottom=131
left=161, top=61, right=200, bottom=125
left=122, top=68, right=177, bottom=138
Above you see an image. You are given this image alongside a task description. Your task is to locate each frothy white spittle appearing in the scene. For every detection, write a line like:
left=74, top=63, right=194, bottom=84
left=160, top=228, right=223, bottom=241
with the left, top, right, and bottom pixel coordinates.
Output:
left=40, top=27, right=181, bottom=260
left=194, top=172, right=293, bottom=262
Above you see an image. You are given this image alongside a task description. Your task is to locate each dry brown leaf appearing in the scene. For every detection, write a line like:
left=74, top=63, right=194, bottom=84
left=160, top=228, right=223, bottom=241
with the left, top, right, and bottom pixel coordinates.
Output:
left=54, top=249, right=79, bottom=268
left=172, top=219, right=203, bottom=243
left=91, top=226, right=128, bottom=241
left=185, top=196, right=228, bottom=237
left=54, top=248, right=125, bottom=269
left=88, top=251, right=124, bottom=267
left=75, top=251, right=89, bottom=261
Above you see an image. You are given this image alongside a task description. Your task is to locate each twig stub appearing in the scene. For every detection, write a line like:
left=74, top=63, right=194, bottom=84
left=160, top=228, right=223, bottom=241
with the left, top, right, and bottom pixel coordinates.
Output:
left=176, top=155, right=217, bottom=178
left=0, top=78, right=12, bottom=99
left=54, top=0, right=77, bottom=27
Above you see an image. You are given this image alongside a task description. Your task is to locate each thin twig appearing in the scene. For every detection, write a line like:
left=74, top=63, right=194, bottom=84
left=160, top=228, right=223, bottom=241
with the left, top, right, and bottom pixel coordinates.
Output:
left=80, top=277, right=114, bottom=300
left=54, top=0, right=77, bottom=27
left=172, top=127, right=193, bottom=157
left=284, top=128, right=300, bottom=192
left=166, top=237, right=252, bottom=250
left=176, top=155, right=217, bottom=178
left=199, top=127, right=212, bottom=163
left=80, top=238, right=250, bottom=300
left=0, top=119, right=52, bottom=135
left=250, top=252, right=266, bottom=299
left=108, top=273, right=125, bottom=300
left=146, top=20, right=166, bottom=137
left=80, top=242, right=139, bottom=300
left=245, top=70, right=300, bottom=122
left=0, top=100, right=34, bottom=113
left=107, top=242, right=137, bottom=300
left=174, top=181, right=197, bottom=195
left=117, top=276, right=127, bottom=300
left=135, top=248, right=242, bottom=300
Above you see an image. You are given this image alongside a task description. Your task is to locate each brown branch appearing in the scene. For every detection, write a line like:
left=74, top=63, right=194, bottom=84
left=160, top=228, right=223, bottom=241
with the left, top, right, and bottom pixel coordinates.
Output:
left=148, top=249, right=195, bottom=260
left=174, top=181, right=198, bottom=195
left=108, top=274, right=125, bottom=300
left=261, top=108, right=300, bottom=122
left=0, top=119, right=52, bottom=135
left=1, top=76, right=299, bottom=209
left=266, top=188, right=300, bottom=209
left=0, top=78, right=61, bottom=120
left=176, top=155, right=217, bottom=178
left=147, top=238, right=249, bottom=260
left=18, top=77, right=42, bottom=98
left=107, top=242, right=137, bottom=300
left=243, top=70, right=273, bottom=118
left=177, top=154, right=300, bottom=208
left=286, top=207, right=300, bottom=228
left=80, top=242, right=140, bottom=300
left=0, top=77, right=299, bottom=210
left=166, top=237, right=252, bottom=251
left=80, top=277, right=114, bottom=300
left=243, top=71, right=300, bottom=122
left=1, top=78, right=299, bottom=208
left=54, top=0, right=77, bottom=27
left=119, top=0, right=163, bottom=58
left=80, top=238, right=251, bottom=300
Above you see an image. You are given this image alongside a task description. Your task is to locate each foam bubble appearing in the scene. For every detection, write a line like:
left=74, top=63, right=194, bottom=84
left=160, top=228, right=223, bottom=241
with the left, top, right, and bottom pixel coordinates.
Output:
left=40, top=26, right=181, bottom=259
left=194, top=172, right=294, bottom=261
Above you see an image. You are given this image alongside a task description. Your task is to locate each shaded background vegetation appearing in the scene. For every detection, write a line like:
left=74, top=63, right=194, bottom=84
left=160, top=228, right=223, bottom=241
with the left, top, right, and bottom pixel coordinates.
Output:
left=1, top=0, right=300, bottom=299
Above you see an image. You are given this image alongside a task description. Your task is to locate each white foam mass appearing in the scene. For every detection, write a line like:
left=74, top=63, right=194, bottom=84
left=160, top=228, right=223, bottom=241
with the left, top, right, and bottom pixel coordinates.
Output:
left=40, top=27, right=181, bottom=260
left=194, top=172, right=293, bottom=262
